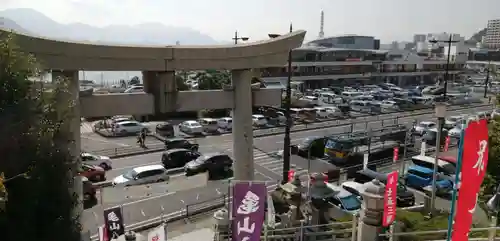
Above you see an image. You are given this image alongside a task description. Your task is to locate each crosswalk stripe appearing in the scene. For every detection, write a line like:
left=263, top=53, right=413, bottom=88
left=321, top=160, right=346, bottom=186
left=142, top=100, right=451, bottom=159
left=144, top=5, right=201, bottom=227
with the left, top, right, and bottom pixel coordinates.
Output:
left=81, top=122, right=94, bottom=134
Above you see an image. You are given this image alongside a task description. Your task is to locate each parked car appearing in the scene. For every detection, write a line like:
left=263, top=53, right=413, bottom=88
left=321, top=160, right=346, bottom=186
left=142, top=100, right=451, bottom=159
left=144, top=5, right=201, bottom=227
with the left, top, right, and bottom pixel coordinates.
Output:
left=164, top=137, right=199, bottom=151
left=124, top=85, right=144, bottom=93
left=340, top=181, right=366, bottom=199
left=112, top=165, right=170, bottom=187
left=252, top=114, right=268, bottom=126
left=422, top=127, right=449, bottom=146
left=291, top=136, right=326, bottom=159
left=404, top=165, right=453, bottom=196
left=444, top=115, right=463, bottom=129
left=198, top=118, right=219, bottom=133
left=161, top=148, right=201, bottom=169
left=155, top=122, right=175, bottom=137
left=80, top=153, right=112, bottom=170
left=184, top=153, right=233, bottom=177
left=351, top=169, right=415, bottom=207
left=323, top=106, right=343, bottom=118
left=78, top=164, right=106, bottom=182
left=112, top=120, right=148, bottom=136
left=448, top=123, right=465, bottom=138
left=179, top=120, right=203, bottom=135
left=217, top=117, right=233, bottom=130
left=413, top=121, right=436, bottom=136
left=324, top=183, right=361, bottom=217
left=411, top=155, right=456, bottom=180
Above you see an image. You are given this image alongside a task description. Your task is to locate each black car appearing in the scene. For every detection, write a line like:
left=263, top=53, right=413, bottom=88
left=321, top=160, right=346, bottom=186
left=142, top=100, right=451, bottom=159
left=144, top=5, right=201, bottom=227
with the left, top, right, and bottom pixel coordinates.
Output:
left=156, top=122, right=175, bottom=137
left=161, top=148, right=201, bottom=169
left=164, top=137, right=199, bottom=151
left=353, top=169, right=415, bottom=207
left=291, top=136, right=326, bottom=159
left=184, top=153, right=233, bottom=176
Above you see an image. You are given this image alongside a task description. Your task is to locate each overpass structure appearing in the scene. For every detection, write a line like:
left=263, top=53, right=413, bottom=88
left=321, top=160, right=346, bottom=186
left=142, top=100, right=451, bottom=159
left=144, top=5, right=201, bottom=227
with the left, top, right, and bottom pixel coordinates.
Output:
left=2, top=28, right=306, bottom=182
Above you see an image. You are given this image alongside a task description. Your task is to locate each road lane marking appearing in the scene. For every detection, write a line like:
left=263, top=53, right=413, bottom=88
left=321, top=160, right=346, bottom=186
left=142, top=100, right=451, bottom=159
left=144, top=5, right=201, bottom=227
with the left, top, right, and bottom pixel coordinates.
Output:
left=120, top=191, right=176, bottom=206
left=141, top=209, right=146, bottom=217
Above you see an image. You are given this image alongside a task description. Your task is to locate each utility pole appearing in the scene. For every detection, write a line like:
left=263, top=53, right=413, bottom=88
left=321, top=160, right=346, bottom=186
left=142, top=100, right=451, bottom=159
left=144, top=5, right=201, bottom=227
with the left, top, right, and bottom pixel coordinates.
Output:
left=232, top=31, right=249, bottom=45
left=429, top=35, right=459, bottom=100
left=267, top=23, right=294, bottom=183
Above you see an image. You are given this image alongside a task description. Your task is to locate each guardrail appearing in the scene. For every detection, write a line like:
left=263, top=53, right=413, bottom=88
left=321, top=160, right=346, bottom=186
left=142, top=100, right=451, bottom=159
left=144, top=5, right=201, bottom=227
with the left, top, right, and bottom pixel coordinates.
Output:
left=88, top=104, right=490, bottom=158
left=379, top=226, right=500, bottom=241
left=185, top=195, right=227, bottom=218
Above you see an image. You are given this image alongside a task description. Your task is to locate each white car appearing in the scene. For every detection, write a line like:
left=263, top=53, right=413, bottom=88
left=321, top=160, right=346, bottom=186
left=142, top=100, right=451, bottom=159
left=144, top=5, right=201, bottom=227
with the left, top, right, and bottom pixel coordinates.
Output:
left=444, top=115, right=463, bottom=128
left=198, top=118, right=219, bottom=133
left=124, top=85, right=144, bottom=93
left=323, top=107, right=343, bottom=118
left=252, top=114, right=268, bottom=126
left=112, top=165, right=170, bottom=187
left=448, top=123, right=465, bottom=138
left=413, top=121, right=436, bottom=136
left=314, top=107, right=330, bottom=118
left=112, top=120, right=148, bottom=135
left=217, top=117, right=233, bottom=130
left=80, top=153, right=112, bottom=170
left=179, top=120, right=203, bottom=134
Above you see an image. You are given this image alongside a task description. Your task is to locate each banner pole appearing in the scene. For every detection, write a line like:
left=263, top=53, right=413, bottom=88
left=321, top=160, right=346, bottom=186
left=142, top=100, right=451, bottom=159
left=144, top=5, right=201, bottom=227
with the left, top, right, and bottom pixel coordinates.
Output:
left=445, top=127, right=466, bottom=240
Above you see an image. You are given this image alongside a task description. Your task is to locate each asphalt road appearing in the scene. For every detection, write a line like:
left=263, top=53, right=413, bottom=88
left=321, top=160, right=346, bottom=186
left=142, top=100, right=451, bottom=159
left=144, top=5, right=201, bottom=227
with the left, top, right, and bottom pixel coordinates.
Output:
left=82, top=105, right=491, bottom=233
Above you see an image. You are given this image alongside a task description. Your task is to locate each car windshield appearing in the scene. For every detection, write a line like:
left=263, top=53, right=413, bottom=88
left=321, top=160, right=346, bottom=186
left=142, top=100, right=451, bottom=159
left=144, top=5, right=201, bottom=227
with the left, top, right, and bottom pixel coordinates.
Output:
left=448, top=117, right=459, bottom=122
left=302, top=137, right=316, bottom=146
left=190, top=123, right=201, bottom=127
left=418, top=123, right=430, bottom=128
left=123, top=170, right=138, bottom=179
left=340, top=195, right=361, bottom=211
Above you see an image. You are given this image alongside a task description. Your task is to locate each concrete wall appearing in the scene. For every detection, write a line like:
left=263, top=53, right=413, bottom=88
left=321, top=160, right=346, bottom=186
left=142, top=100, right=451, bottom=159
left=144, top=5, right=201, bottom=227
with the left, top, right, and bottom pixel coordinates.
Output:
left=79, top=93, right=154, bottom=117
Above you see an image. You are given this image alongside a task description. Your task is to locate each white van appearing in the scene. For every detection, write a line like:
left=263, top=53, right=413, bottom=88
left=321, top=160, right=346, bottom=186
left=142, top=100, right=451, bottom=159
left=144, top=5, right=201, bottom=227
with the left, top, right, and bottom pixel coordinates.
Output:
left=217, top=117, right=233, bottom=130
left=198, top=118, right=219, bottom=133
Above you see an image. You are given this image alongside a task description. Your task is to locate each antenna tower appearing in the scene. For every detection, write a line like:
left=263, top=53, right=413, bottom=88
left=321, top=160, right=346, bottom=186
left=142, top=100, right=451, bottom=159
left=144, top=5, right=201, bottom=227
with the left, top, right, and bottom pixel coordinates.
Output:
left=318, top=10, right=325, bottom=38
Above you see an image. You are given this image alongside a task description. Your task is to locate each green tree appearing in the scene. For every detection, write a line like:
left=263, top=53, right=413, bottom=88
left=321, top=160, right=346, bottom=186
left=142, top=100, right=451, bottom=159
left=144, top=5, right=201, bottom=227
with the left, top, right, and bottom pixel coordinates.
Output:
left=0, top=33, right=80, bottom=241
left=129, top=75, right=140, bottom=85
left=193, top=69, right=231, bottom=90
left=175, top=74, right=190, bottom=91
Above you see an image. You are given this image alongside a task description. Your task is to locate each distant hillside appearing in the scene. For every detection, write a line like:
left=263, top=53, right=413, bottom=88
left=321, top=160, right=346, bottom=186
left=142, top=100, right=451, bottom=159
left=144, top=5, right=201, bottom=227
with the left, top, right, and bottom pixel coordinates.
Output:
left=0, top=17, right=30, bottom=34
left=466, top=28, right=487, bottom=44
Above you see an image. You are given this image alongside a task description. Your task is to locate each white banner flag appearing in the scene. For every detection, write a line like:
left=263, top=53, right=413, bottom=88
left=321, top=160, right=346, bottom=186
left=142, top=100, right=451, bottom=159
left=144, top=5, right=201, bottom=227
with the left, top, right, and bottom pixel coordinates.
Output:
left=363, top=153, right=369, bottom=169
left=147, top=224, right=166, bottom=241
left=420, top=141, right=426, bottom=156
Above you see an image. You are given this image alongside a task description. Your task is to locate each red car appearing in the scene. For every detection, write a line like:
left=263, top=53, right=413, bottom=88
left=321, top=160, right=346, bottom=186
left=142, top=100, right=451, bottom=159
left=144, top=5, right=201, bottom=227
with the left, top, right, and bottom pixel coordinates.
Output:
left=78, top=164, right=106, bottom=182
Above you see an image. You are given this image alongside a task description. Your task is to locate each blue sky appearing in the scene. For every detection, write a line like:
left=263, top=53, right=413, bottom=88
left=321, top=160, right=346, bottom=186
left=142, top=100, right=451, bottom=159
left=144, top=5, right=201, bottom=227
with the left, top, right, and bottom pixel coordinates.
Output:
left=2, top=0, right=499, bottom=42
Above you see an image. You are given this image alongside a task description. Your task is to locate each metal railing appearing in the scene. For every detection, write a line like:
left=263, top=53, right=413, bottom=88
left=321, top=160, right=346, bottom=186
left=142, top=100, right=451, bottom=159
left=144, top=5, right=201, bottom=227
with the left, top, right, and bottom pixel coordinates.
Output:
left=379, top=226, right=500, bottom=241
left=185, top=195, right=227, bottom=218
left=215, top=217, right=358, bottom=241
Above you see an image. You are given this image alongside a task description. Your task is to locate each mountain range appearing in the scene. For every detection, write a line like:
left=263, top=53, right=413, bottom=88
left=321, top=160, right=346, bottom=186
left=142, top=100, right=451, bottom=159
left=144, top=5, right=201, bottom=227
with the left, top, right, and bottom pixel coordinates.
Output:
left=0, top=8, right=222, bottom=82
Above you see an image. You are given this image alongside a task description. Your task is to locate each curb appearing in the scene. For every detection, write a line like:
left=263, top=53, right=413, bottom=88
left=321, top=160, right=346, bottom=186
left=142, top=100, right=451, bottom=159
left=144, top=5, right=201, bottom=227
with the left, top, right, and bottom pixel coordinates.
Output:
left=105, top=104, right=490, bottom=159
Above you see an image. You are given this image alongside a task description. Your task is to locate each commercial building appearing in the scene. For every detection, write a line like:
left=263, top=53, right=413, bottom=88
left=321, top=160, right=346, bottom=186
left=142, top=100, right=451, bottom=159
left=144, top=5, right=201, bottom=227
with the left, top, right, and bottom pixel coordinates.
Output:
left=485, top=19, right=500, bottom=49
left=260, top=35, right=464, bottom=91
left=308, top=35, right=380, bottom=50
left=413, top=34, right=426, bottom=43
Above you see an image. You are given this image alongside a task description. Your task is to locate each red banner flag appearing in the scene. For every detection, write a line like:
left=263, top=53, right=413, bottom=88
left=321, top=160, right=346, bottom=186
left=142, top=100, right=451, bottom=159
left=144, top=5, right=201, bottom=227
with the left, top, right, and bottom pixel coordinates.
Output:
left=383, top=171, right=399, bottom=227
left=452, top=119, right=489, bottom=241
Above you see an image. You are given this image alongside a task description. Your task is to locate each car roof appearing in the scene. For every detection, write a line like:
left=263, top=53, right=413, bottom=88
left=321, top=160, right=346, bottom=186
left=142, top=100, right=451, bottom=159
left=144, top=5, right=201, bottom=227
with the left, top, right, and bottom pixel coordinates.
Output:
left=408, top=165, right=433, bottom=173
left=133, top=164, right=165, bottom=173
left=438, top=155, right=457, bottom=164
left=220, top=117, right=232, bottom=120
left=325, top=183, right=353, bottom=198
left=419, top=121, right=435, bottom=125
left=356, top=169, right=387, bottom=181
left=184, top=120, right=199, bottom=124
left=115, top=120, right=140, bottom=125
left=164, top=148, right=192, bottom=154
left=411, top=155, right=453, bottom=167
left=252, top=114, right=265, bottom=117
left=341, top=181, right=366, bottom=191
left=199, top=118, right=216, bottom=121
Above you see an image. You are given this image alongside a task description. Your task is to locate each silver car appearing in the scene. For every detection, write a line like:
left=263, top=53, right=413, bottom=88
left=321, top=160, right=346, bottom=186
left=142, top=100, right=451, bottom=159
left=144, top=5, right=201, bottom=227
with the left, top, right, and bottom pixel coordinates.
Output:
left=413, top=121, right=436, bottom=136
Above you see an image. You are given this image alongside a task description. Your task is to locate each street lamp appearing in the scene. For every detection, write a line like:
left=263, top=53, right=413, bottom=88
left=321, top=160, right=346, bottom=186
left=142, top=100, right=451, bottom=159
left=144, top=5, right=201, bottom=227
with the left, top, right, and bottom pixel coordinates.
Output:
left=269, top=23, right=293, bottom=184
left=429, top=35, right=460, bottom=100
left=484, top=57, right=492, bottom=98
left=232, top=31, right=249, bottom=45
left=430, top=103, right=446, bottom=214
